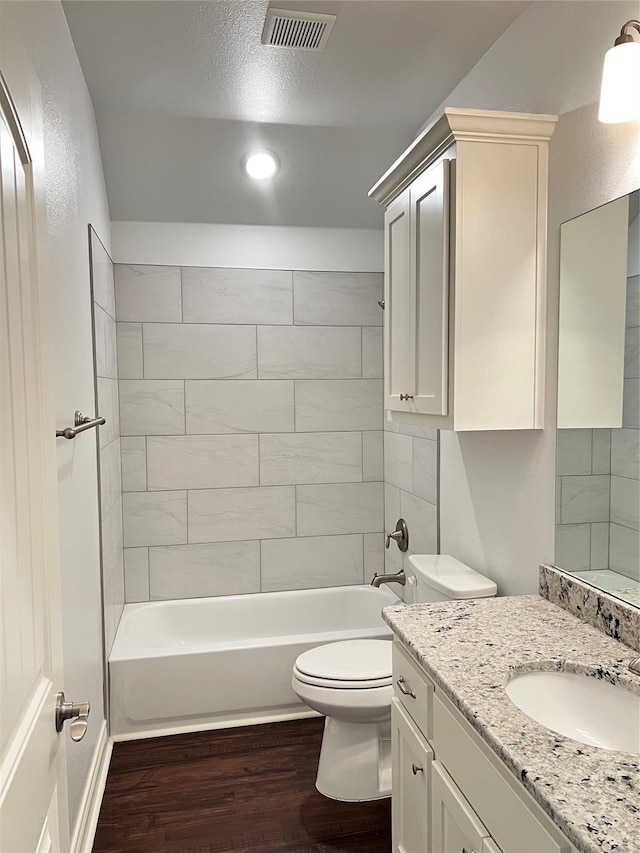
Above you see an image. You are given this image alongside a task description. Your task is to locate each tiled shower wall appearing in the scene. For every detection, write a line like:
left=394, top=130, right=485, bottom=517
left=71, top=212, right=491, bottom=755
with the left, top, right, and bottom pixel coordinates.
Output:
left=383, top=419, right=438, bottom=577
left=90, top=228, right=124, bottom=652
left=115, top=265, right=385, bottom=601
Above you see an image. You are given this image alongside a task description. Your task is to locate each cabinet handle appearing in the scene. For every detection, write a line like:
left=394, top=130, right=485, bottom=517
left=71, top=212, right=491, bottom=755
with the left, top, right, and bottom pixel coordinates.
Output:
left=411, top=763, right=423, bottom=775
left=396, top=676, right=416, bottom=698
left=399, top=393, right=414, bottom=401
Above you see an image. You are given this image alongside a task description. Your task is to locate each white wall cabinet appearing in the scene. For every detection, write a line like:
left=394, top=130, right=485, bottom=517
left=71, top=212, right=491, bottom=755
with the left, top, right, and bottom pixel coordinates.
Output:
left=391, top=641, right=577, bottom=853
left=371, top=108, right=557, bottom=431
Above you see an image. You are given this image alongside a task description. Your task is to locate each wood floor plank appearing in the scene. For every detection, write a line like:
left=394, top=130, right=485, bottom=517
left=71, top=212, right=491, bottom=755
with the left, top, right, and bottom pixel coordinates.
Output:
left=93, top=719, right=391, bottom=852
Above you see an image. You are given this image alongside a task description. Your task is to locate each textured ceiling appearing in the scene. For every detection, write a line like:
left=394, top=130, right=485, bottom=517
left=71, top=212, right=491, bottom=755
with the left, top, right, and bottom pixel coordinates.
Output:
left=63, top=0, right=528, bottom=228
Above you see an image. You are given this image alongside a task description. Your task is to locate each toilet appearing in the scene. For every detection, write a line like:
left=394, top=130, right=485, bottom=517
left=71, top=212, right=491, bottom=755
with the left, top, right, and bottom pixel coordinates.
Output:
left=291, top=554, right=497, bottom=802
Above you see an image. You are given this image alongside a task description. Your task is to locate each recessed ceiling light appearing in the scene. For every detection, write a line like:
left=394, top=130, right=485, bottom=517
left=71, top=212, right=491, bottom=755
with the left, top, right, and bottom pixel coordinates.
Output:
left=244, top=151, right=279, bottom=180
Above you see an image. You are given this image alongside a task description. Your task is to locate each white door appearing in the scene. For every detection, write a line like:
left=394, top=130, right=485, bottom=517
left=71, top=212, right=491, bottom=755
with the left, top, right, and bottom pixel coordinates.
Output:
left=384, top=187, right=412, bottom=411
left=0, top=63, right=70, bottom=852
left=431, top=761, right=488, bottom=853
left=391, top=699, right=433, bottom=853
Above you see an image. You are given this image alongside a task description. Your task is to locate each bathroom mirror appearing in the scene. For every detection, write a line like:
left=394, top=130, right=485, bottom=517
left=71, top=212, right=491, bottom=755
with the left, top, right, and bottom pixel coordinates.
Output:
left=555, top=189, right=639, bottom=607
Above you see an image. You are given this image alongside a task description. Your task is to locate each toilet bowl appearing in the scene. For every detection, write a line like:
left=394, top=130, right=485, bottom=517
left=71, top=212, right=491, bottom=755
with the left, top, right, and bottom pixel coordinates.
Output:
left=292, top=554, right=497, bottom=802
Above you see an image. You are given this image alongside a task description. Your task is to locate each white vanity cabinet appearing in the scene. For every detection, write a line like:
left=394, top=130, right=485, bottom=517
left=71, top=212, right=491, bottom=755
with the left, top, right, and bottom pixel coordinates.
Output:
left=371, top=108, right=557, bottom=431
left=391, top=641, right=578, bottom=853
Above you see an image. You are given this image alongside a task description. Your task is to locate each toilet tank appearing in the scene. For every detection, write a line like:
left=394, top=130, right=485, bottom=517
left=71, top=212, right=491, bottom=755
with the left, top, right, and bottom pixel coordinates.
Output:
left=405, top=555, right=497, bottom=603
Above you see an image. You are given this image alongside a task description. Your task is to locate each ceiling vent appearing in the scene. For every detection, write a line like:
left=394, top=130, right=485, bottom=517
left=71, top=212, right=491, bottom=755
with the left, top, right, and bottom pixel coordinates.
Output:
left=262, top=8, right=336, bottom=51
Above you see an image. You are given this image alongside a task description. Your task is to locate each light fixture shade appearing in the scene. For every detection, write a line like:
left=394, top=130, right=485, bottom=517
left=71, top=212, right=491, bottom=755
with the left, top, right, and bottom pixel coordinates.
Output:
left=599, top=40, right=640, bottom=123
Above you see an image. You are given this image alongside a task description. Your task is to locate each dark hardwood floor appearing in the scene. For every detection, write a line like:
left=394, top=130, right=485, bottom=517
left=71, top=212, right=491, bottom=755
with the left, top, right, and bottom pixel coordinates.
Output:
left=93, top=718, right=391, bottom=853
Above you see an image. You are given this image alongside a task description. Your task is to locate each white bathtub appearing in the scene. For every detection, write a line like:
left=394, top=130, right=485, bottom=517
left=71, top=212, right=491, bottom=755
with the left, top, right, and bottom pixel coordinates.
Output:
left=109, top=584, right=398, bottom=738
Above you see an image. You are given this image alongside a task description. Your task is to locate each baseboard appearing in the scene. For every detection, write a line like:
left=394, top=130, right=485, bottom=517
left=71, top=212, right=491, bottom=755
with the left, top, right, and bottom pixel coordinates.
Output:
left=70, top=721, right=112, bottom=853
left=112, top=707, right=320, bottom=742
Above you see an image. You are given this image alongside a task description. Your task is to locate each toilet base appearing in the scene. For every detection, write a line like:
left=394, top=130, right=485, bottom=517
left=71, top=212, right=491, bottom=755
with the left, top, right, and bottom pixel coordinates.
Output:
left=315, top=715, right=391, bottom=802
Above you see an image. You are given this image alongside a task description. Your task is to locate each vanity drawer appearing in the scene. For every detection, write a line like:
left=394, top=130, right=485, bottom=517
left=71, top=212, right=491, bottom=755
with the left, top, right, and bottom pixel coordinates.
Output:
left=432, top=693, right=575, bottom=853
left=392, top=641, right=434, bottom=741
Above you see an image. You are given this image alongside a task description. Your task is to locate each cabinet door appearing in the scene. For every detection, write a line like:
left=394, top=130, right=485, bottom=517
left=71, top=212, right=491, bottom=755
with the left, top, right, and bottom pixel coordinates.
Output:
left=410, top=159, right=450, bottom=416
left=431, top=761, right=488, bottom=853
left=384, top=188, right=412, bottom=410
left=392, top=698, right=433, bottom=853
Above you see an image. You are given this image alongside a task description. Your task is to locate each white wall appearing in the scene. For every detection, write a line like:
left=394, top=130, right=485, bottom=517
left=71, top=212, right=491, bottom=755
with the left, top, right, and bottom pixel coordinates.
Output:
left=112, top=221, right=384, bottom=272
left=2, top=0, right=111, bottom=836
left=431, top=0, right=640, bottom=594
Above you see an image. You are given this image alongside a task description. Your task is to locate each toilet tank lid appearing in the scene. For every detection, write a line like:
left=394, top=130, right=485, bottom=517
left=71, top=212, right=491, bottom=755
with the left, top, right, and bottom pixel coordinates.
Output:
left=408, top=555, right=497, bottom=599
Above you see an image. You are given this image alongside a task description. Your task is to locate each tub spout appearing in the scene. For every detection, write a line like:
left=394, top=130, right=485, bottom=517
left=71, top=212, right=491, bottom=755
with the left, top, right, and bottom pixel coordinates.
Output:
left=371, top=570, right=406, bottom=588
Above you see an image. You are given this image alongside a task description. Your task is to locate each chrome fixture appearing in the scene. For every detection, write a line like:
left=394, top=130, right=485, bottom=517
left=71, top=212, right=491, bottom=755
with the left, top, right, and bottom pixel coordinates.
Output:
left=399, top=393, right=413, bottom=401
left=411, top=763, right=423, bottom=775
left=55, top=692, right=90, bottom=741
left=630, top=658, right=640, bottom=676
left=371, top=569, right=406, bottom=588
left=378, top=300, right=385, bottom=310
left=385, top=518, right=409, bottom=552
left=56, top=410, right=105, bottom=440
left=599, top=19, right=640, bottom=123
left=396, top=675, right=415, bottom=697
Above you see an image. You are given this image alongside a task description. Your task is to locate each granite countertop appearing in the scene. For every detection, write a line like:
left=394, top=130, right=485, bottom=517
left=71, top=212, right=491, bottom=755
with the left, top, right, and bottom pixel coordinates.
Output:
left=383, top=595, right=640, bottom=853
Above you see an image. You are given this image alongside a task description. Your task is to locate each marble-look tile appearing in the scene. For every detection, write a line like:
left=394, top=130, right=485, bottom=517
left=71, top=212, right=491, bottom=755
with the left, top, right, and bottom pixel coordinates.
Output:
left=149, top=541, right=261, bottom=600
left=147, top=434, right=258, bottom=491
left=123, top=491, right=187, bottom=547
left=611, top=428, right=640, bottom=479
left=384, top=415, right=400, bottom=433
left=257, top=326, right=361, bottom=379
left=296, top=482, right=383, bottom=536
left=399, top=491, right=437, bottom=555
left=188, top=486, right=295, bottom=543
left=144, top=323, right=257, bottom=380
left=384, top=482, right=401, bottom=532
left=100, top=437, right=122, bottom=520
left=626, top=275, right=639, bottom=329
left=261, top=534, right=364, bottom=591
left=116, top=322, right=143, bottom=379
left=384, top=538, right=404, bottom=575
left=119, top=380, right=185, bottom=435
left=554, top=523, right=591, bottom=572
left=121, top=436, right=147, bottom=492
left=364, top=532, right=384, bottom=581
left=96, top=377, right=119, bottom=449
left=124, top=548, right=149, bottom=603
left=622, top=377, right=640, bottom=428
left=115, top=264, right=182, bottom=322
left=399, top=423, right=438, bottom=440
left=94, top=304, right=118, bottom=379
left=362, top=431, right=383, bottom=481
left=591, top=429, right=611, bottom=475
left=384, top=431, right=413, bottom=492
left=182, top=267, right=292, bottom=325
left=259, top=432, right=362, bottom=485
left=185, top=380, right=293, bottom=434
left=293, top=272, right=382, bottom=326
left=610, top=475, right=640, bottom=530
left=362, top=327, right=383, bottom=379
left=556, top=429, right=592, bottom=476
left=624, top=326, right=639, bottom=378
left=559, top=475, right=610, bottom=524
left=589, top=522, right=609, bottom=570
left=413, top=437, right=437, bottom=504
left=91, top=230, right=115, bottom=318
left=103, top=574, right=117, bottom=657
left=102, top=495, right=123, bottom=586
left=294, top=380, right=382, bottom=432
left=609, top=523, right=640, bottom=580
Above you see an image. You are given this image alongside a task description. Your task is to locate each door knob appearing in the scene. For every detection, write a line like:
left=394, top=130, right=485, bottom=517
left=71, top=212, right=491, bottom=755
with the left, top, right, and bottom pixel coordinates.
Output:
left=55, top=692, right=90, bottom=742
left=399, top=393, right=413, bottom=401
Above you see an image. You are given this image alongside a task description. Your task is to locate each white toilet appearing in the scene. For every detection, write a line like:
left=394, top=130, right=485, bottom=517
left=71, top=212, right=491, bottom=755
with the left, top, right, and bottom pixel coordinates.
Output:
left=291, top=554, right=497, bottom=802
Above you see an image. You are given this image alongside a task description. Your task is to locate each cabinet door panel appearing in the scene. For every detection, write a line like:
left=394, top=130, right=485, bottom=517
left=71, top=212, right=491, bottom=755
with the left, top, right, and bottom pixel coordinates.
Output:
left=392, top=699, right=433, bottom=853
left=384, top=189, right=412, bottom=410
left=431, top=761, right=488, bottom=853
left=411, top=159, right=450, bottom=415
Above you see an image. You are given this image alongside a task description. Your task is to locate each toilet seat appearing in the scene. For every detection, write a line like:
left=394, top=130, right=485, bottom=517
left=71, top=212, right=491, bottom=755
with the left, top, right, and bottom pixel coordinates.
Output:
left=294, top=640, right=392, bottom=689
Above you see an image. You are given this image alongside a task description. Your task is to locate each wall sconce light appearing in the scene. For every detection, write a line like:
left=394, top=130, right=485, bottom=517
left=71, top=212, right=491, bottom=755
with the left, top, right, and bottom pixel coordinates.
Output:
left=599, top=20, right=640, bottom=124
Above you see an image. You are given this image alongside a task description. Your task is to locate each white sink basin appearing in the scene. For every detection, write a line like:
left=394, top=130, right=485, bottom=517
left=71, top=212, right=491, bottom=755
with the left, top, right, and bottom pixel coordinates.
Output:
left=505, top=669, right=640, bottom=753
